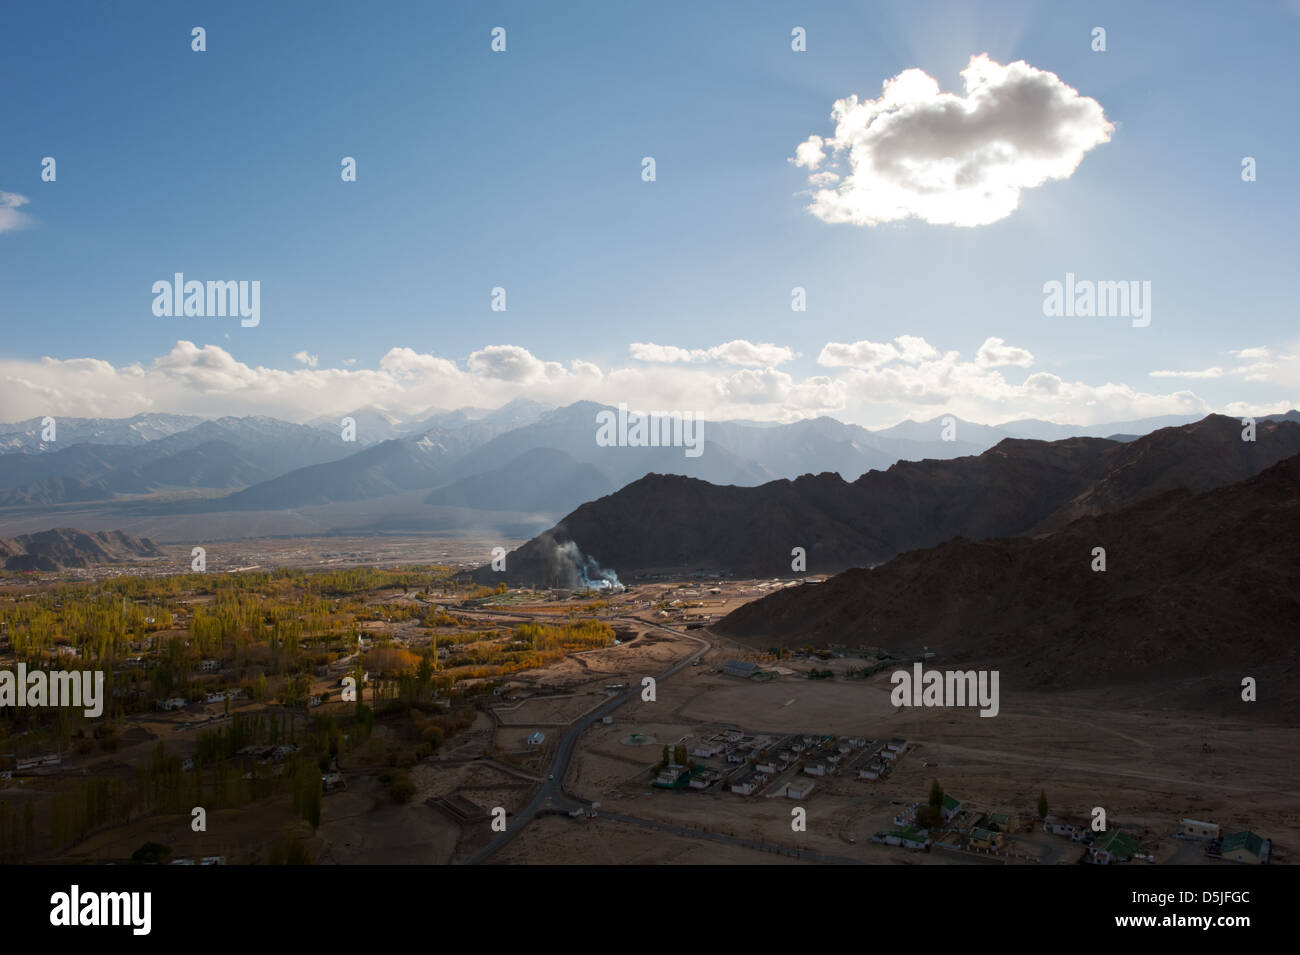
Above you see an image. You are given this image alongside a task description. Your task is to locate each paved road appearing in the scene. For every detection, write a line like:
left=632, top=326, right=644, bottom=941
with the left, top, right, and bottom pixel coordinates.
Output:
left=465, top=616, right=709, bottom=864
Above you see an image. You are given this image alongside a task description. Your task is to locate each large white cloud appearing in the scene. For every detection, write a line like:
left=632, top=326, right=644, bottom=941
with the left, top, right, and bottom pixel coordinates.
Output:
left=792, top=55, right=1114, bottom=227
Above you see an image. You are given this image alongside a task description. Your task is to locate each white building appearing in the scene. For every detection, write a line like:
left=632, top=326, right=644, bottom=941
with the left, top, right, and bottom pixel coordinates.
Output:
left=1181, top=818, right=1219, bottom=840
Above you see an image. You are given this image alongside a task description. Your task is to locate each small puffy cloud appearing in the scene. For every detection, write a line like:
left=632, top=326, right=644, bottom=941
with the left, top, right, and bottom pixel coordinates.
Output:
left=153, top=340, right=265, bottom=391
left=1022, top=371, right=1063, bottom=396
left=792, top=55, right=1113, bottom=227
left=818, top=335, right=943, bottom=369
left=379, top=347, right=459, bottom=379
left=711, top=340, right=795, bottom=366
left=629, top=339, right=794, bottom=367
left=466, top=344, right=562, bottom=382
left=1229, top=346, right=1270, bottom=360
left=629, top=342, right=697, bottom=363
left=0, top=191, right=33, bottom=233
left=293, top=350, right=318, bottom=368
left=792, top=135, right=826, bottom=169
left=975, top=336, right=1034, bottom=368
left=817, top=340, right=900, bottom=369
left=893, top=335, right=941, bottom=364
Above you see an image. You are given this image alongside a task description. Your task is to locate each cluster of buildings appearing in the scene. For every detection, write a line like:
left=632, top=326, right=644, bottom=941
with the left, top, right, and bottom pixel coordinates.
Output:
left=693, top=729, right=773, bottom=763
left=1041, top=814, right=1271, bottom=865
left=876, top=798, right=1026, bottom=856
left=800, top=736, right=870, bottom=778
left=203, top=688, right=246, bottom=705
left=857, top=738, right=908, bottom=781
left=659, top=730, right=879, bottom=798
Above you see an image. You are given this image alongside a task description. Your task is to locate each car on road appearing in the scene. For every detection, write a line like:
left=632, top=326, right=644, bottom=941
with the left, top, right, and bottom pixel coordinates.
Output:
left=548, top=774, right=554, bottom=780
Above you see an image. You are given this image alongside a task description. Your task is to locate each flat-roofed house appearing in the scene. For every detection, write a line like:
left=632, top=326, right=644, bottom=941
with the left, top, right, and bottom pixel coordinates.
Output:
left=1181, top=818, right=1219, bottom=840
left=786, top=779, right=815, bottom=799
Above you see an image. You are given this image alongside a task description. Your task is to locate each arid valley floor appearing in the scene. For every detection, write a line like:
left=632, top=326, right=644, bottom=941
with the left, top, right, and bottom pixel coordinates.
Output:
left=7, top=536, right=1289, bottom=867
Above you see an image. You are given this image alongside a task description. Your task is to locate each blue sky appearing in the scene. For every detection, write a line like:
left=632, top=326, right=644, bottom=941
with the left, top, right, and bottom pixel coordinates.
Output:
left=1, top=0, right=1297, bottom=427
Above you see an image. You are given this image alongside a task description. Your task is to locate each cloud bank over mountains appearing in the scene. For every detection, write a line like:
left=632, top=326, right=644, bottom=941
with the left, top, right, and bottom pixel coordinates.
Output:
left=2, top=335, right=1293, bottom=430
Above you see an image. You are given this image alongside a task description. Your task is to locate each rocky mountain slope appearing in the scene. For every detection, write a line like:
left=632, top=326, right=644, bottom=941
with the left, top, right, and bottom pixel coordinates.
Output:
left=477, top=415, right=1300, bottom=585
left=0, top=528, right=162, bottom=571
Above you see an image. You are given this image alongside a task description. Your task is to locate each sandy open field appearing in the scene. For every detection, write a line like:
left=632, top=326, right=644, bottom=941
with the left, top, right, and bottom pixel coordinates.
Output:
left=492, top=618, right=1300, bottom=865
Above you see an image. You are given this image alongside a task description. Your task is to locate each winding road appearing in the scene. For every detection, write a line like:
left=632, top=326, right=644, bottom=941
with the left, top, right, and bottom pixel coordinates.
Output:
left=465, top=615, right=709, bottom=864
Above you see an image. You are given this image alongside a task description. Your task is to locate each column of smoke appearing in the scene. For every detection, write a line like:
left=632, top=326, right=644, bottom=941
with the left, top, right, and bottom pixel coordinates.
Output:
left=556, top=540, right=624, bottom=592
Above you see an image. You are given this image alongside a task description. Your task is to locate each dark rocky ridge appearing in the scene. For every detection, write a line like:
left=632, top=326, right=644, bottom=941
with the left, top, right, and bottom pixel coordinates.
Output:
left=0, top=528, right=162, bottom=571
left=475, top=414, right=1300, bottom=586
left=714, top=454, right=1300, bottom=717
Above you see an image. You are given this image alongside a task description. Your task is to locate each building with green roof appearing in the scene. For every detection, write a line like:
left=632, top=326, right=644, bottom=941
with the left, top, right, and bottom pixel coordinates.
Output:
left=940, top=793, right=962, bottom=821
left=1090, top=829, right=1140, bottom=864
left=969, top=827, right=1004, bottom=850
left=1220, top=831, right=1270, bottom=864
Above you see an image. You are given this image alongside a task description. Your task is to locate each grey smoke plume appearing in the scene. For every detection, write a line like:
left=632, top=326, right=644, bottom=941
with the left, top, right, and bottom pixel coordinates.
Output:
left=556, top=540, right=624, bottom=592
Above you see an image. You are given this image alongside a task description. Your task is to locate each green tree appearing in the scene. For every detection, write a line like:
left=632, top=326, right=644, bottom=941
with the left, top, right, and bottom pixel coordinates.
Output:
left=1037, top=789, right=1049, bottom=820
left=416, top=653, right=434, bottom=699
left=928, top=779, right=944, bottom=809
